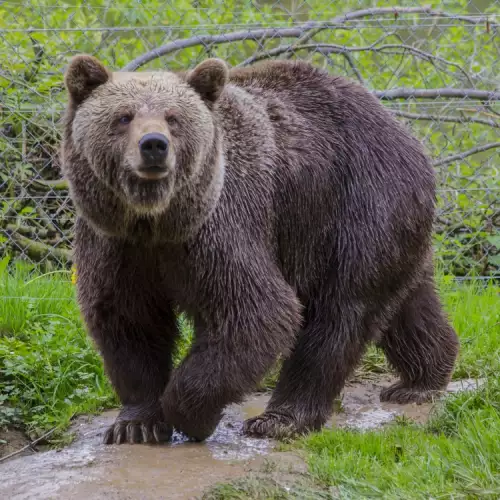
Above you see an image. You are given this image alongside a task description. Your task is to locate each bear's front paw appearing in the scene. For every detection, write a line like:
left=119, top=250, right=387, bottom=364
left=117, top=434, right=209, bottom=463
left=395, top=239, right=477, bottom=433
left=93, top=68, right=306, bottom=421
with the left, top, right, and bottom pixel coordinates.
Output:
left=103, top=402, right=172, bottom=445
left=161, top=384, right=223, bottom=442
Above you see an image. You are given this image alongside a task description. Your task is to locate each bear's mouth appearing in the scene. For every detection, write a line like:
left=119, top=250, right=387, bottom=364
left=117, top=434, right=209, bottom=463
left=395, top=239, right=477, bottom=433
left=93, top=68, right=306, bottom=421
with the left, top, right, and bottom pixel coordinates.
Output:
left=136, top=165, right=170, bottom=181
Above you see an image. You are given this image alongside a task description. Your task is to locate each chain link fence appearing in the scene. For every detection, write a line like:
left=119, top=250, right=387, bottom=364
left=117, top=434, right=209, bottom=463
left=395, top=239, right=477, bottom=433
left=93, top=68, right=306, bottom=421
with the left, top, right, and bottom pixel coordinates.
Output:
left=0, top=1, right=499, bottom=282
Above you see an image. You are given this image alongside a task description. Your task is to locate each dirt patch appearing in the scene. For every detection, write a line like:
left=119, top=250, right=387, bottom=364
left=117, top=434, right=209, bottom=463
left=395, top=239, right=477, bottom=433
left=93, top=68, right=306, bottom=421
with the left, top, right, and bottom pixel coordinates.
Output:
left=0, top=376, right=484, bottom=500
left=333, top=376, right=433, bottom=429
left=0, top=428, right=30, bottom=460
left=332, top=376, right=485, bottom=430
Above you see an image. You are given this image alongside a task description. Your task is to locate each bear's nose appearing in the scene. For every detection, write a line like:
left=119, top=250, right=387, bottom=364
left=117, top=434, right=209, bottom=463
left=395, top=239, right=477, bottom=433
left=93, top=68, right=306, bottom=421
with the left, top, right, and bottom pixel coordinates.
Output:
left=139, top=133, right=169, bottom=165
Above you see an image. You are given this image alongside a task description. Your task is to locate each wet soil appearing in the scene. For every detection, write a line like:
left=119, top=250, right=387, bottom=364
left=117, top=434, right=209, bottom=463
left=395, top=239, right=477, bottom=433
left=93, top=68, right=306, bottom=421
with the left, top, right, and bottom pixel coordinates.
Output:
left=0, top=428, right=30, bottom=459
left=0, top=376, right=484, bottom=500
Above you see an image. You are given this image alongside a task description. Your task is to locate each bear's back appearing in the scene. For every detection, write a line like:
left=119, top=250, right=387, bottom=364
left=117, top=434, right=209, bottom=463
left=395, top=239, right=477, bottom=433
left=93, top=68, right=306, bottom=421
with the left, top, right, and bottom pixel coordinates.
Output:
left=222, top=59, right=433, bottom=200
left=207, top=60, right=436, bottom=299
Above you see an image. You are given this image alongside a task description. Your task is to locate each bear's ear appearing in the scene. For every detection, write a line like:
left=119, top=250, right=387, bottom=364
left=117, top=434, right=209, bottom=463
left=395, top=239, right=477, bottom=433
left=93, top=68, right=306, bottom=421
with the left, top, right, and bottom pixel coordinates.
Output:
left=186, top=58, right=228, bottom=107
left=64, top=55, right=111, bottom=106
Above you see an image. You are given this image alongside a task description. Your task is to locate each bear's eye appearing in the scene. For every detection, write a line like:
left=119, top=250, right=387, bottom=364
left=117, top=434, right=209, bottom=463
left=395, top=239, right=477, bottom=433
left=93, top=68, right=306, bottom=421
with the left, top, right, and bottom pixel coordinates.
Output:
left=166, top=115, right=178, bottom=127
left=119, top=115, right=133, bottom=125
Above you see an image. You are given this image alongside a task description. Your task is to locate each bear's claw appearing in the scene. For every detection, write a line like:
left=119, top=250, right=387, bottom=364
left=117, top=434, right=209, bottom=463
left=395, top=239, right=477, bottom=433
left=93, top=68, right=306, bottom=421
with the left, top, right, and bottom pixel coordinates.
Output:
left=380, top=382, right=445, bottom=405
left=103, top=402, right=172, bottom=445
left=243, top=411, right=305, bottom=439
left=103, top=420, right=172, bottom=445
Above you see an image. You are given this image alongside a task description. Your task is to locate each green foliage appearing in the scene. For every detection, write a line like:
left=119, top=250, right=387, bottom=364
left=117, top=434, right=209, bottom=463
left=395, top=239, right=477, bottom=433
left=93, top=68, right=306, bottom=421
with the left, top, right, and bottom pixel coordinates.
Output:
left=0, top=261, right=116, bottom=436
left=174, top=313, right=194, bottom=366
left=0, top=0, right=499, bottom=275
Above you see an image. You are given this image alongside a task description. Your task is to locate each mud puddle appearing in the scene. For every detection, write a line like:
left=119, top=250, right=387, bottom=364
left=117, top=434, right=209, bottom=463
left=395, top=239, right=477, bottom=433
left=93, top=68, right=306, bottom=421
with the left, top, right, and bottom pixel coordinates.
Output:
left=0, top=376, right=483, bottom=500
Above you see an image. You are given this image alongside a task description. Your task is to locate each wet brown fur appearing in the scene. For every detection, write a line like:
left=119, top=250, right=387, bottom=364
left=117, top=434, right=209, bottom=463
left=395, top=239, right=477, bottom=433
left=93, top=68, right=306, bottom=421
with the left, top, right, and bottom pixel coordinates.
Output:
left=61, top=55, right=459, bottom=443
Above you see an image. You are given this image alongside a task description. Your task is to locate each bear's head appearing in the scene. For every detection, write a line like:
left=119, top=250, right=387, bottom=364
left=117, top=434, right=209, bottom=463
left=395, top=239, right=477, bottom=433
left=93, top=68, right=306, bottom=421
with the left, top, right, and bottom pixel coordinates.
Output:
left=62, top=55, right=228, bottom=237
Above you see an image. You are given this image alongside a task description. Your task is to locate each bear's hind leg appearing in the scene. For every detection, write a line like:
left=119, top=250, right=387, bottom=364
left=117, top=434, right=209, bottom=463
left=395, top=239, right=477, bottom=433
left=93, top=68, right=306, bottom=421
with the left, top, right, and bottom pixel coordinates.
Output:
left=243, top=301, right=370, bottom=439
left=379, top=278, right=459, bottom=404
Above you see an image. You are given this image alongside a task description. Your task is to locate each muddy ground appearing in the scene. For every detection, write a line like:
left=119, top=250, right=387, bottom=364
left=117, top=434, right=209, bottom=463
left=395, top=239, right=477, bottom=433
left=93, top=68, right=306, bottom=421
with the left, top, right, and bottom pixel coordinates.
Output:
left=0, top=376, right=483, bottom=500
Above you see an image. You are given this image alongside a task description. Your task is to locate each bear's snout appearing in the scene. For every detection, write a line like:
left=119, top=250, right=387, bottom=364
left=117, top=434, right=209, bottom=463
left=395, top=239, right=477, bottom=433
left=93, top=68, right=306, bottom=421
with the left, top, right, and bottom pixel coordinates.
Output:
left=137, top=132, right=170, bottom=178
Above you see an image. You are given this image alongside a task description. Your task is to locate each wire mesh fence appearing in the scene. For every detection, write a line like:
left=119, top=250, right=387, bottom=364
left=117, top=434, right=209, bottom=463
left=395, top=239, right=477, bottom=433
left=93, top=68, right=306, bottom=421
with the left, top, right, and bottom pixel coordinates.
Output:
left=0, top=1, right=499, bottom=283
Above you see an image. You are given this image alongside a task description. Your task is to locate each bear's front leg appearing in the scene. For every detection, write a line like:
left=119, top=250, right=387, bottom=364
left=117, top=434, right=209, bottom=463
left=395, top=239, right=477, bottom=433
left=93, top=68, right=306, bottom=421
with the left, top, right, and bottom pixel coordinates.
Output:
left=161, top=264, right=302, bottom=441
left=83, top=291, right=179, bottom=445
left=75, top=226, right=179, bottom=445
left=85, top=295, right=178, bottom=445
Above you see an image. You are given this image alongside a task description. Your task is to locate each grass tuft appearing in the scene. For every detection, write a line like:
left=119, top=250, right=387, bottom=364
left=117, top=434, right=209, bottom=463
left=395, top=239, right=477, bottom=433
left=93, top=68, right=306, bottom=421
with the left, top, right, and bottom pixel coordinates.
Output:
left=296, top=382, right=500, bottom=498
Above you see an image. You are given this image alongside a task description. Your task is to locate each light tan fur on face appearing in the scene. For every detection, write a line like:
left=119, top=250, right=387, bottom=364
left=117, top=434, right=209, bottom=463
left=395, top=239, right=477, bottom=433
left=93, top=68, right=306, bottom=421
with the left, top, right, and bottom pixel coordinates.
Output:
left=63, top=56, right=224, bottom=224
left=123, top=107, right=173, bottom=180
left=61, top=55, right=228, bottom=241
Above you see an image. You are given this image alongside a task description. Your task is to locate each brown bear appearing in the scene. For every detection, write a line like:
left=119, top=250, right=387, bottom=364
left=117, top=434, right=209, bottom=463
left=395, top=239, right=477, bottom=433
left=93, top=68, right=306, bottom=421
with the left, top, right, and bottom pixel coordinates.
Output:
left=61, top=54, right=459, bottom=444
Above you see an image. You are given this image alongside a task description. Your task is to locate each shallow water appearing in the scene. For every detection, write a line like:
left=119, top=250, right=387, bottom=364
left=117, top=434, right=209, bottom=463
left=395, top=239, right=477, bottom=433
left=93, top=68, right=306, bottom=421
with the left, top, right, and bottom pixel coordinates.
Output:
left=0, top=377, right=484, bottom=500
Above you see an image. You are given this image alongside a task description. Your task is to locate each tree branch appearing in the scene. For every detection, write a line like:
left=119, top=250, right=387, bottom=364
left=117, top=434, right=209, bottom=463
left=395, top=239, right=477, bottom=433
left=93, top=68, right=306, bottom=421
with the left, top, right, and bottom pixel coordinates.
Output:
left=9, top=233, right=71, bottom=262
left=281, top=25, right=328, bottom=61
left=433, top=142, right=500, bottom=167
left=393, top=110, right=499, bottom=129
left=237, top=31, right=398, bottom=67
left=23, top=36, right=44, bottom=83
left=5, top=224, right=59, bottom=240
left=341, top=51, right=364, bottom=83
left=375, top=88, right=500, bottom=101
left=238, top=42, right=475, bottom=87
left=31, top=179, right=69, bottom=191
left=0, top=427, right=57, bottom=464
left=373, top=44, right=473, bottom=86
left=122, top=7, right=497, bottom=71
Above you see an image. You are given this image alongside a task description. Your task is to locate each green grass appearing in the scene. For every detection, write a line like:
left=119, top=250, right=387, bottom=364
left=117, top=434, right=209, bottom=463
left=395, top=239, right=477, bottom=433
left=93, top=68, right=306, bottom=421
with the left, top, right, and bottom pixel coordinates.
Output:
left=203, top=477, right=331, bottom=499
left=0, top=260, right=115, bottom=437
left=294, top=379, right=500, bottom=499
left=440, top=277, right=500, bottom=379
left=0, top=260, right=198, bottom=439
